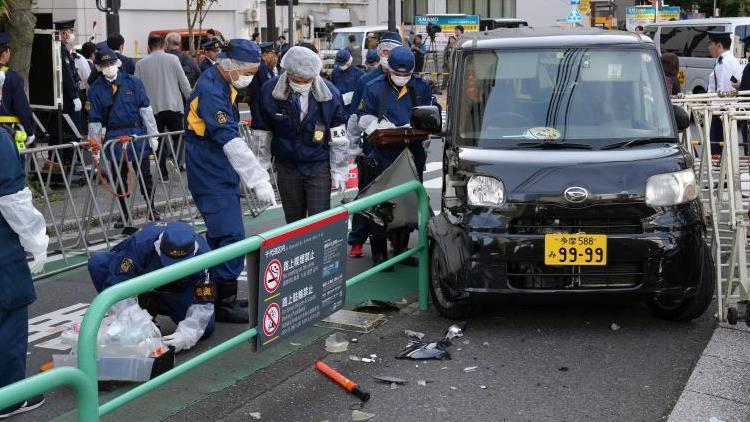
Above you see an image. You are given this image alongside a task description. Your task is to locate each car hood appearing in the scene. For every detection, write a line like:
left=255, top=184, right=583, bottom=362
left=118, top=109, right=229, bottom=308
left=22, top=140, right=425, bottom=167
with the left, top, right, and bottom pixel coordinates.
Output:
left=457, top=145, right=688, bottom=204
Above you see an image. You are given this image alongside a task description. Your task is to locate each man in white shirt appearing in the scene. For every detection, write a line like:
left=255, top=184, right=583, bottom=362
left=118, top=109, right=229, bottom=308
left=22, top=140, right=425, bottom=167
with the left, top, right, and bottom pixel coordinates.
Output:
left=707, top=31, right=742, bottom=154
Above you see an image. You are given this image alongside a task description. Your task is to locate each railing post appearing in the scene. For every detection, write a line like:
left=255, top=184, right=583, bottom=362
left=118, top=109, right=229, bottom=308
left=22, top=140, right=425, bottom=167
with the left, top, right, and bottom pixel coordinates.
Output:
left=417, top=181, right=431, bottom=311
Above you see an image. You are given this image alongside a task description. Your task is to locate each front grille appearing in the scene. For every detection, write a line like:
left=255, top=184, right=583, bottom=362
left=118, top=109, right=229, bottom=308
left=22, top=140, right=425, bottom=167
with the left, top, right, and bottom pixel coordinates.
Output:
left=507, top=261, right=644, bottom=290
left=508, top=218, right=642, bottom=235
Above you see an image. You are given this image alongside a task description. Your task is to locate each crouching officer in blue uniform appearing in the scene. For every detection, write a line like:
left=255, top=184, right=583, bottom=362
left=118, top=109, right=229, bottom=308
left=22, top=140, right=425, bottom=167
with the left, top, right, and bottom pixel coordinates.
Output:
left=88, top=222, right=215, bottom=352
left=185, top=39, right=276, bottom=323
left=0, top=33, right=35, bottom=149
left=0, top=69, right=49, bottom=417
left=357, top=46, right=432, bottom=268
left=256, top=46, right=349, bottom=223
left=199, top=38, right=222, bottom=73
left=331, top=49, right=363, bottom=108
left=87, top=48, right=160, bottom=228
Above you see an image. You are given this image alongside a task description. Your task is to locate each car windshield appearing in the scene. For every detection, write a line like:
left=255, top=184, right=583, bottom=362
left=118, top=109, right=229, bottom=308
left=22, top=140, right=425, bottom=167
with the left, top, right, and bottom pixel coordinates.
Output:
left=456, top=48, right=676, bottom=149
left=330, top=32, right=362, bottom=50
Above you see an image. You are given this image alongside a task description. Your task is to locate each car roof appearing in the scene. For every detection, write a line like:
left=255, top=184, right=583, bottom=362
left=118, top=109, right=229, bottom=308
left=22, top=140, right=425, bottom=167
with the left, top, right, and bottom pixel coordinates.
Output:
left=333, top=26, right=388, bottom=33
left=458, top=26, right=653, bottom=50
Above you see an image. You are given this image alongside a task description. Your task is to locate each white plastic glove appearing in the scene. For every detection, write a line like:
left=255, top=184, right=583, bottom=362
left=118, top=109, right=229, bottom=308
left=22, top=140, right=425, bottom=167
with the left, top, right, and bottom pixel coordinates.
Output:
left=149, top=137, right=159, bottom=153
left=25, top=135, right=35, bottom=147
left=332, top=174, right=348, bottom=193
left=163, top=330, right=190, bottom=352
left=252, top=181, right=277, bottom=206
left=223, top=137, right=272, bottom=191
left=29, top=252, right=47, bottom=274
left=163, top=303, right=213, bottom=352
left=73, top=98, right=82, bottom=112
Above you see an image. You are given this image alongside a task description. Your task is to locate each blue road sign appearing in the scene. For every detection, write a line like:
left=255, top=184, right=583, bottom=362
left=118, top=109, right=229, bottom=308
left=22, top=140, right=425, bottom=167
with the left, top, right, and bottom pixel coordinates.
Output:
left=567, top=7, right=583, bottom=23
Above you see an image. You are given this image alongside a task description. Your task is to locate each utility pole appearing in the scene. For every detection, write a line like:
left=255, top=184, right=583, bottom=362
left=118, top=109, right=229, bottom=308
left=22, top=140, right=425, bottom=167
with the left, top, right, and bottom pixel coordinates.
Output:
left=96, top=0, right=120, bottom=35
left=266, top=0, right=277, bottom=42
left=288, top=1, right=294, bottom=45
left=388, top=0, right=396, bottom=32
left=714, top=0, right=718, bottom=17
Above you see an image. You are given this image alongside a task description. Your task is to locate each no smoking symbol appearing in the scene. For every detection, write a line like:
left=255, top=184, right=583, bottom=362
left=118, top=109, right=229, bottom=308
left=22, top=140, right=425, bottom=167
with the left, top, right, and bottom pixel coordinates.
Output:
left=264, top=259, right=282, bottom=293
left=262, top=303, right=281, bottom=337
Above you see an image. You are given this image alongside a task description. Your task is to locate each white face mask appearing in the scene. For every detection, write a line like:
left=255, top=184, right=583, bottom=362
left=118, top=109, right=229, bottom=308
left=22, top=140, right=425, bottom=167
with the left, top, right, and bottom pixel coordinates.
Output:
left=289, top=80, right=312, bottom=95
left=231, top=73, right=253, bottom=89
left=391, top=74, right=411, bottom=87
left=102, top=65, right=118, bottom=80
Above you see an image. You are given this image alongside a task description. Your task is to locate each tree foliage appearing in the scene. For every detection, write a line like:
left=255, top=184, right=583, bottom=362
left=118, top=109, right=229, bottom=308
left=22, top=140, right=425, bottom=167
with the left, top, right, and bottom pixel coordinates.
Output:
left=1, top=0, right=36, bottom=87
left=186, top=0, right=219, bottom=56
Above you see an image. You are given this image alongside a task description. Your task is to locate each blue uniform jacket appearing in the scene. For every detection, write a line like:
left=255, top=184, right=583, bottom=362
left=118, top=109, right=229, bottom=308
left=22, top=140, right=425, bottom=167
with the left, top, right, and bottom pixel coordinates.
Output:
left=257, top=76, right=348, bottom=176
left=61, top=46, right=80, bottom=115
left=331, top=65, right=364, bottom=98
left=247, top=60, right=275, bottom=128
left=199, top=58, right=215, bottom=73
left=117, top=52, right=136, bottom=75
left=98, top=222, right=213, bottom=302
left=349, top=66, right=384, bottom=115
left=0, top=68, right=33, bottom=136
left=87, top=72, right=151, bottom=162
left=359, top=75, right=433, bottom=171
left=184, top=65, right=242, bottom=196
left=0, top=130, right=34, bottom=310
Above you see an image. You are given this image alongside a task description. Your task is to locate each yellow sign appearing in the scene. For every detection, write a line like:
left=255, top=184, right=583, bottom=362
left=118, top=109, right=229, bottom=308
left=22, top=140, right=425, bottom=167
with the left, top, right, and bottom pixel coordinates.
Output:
left=544, top=234, right=607, bottom=266
left=678, top=68, right=686, bottom=86
left=579, top=0, right=591, bottom=14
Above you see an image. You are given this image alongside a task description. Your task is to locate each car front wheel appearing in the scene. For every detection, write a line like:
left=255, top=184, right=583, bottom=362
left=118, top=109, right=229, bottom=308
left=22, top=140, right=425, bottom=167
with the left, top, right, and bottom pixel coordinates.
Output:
left=649, top=245, right=715, bottom=321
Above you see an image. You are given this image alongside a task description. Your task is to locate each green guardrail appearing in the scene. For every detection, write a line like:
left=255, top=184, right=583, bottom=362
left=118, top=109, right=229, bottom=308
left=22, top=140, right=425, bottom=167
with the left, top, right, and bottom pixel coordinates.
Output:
left=0, top=180, right=430, bottom=421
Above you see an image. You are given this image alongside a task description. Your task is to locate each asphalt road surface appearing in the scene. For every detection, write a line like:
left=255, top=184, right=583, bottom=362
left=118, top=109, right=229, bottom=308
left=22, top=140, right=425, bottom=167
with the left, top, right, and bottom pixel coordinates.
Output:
left=16, top=139, right=716, bottom=421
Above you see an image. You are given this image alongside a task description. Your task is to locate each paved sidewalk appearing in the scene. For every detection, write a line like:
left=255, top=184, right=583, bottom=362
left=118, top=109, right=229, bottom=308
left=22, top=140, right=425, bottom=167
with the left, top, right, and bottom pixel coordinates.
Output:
left=669, top=324, right=750, bottom=422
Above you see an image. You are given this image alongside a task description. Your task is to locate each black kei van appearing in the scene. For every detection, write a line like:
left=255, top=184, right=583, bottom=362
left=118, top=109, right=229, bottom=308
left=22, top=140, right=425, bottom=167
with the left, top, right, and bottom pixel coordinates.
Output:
left=412, top=27, right=714, bottom=321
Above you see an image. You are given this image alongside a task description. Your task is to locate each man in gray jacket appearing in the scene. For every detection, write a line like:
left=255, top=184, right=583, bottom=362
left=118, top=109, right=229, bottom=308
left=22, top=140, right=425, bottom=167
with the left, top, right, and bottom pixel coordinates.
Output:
left=135, top=35, right=192, bottom=177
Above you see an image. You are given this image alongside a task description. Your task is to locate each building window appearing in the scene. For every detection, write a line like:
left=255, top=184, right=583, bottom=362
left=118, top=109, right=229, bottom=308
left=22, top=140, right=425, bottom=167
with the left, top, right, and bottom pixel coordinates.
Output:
left=402, top=0, right=428, bottom=24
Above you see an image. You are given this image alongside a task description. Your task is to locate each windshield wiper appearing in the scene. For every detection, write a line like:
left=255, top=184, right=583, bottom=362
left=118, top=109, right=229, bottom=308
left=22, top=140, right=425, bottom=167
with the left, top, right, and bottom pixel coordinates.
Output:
left=516, top=141, right=592, bottom=150
left=601, top=136, right=677, bottom=150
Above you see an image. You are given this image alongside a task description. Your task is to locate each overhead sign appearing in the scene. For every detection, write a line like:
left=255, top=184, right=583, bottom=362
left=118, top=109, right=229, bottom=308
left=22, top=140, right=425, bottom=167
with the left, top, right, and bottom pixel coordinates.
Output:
left=625, top=6, right=681, bottom=31
left=256, top=212, right=349, bottom=351
left=567, top=7, right=583, bottom=23
left=413, top=14, right=480, bottom=52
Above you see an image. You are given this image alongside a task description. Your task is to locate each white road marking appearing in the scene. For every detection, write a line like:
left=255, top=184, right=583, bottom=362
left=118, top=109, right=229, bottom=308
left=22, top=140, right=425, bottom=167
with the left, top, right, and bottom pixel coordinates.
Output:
left=424, top=176, right=442, bottom=190
left=424, top=162, right=442, bottom=173
left=29, top=303, right=89, bottom=351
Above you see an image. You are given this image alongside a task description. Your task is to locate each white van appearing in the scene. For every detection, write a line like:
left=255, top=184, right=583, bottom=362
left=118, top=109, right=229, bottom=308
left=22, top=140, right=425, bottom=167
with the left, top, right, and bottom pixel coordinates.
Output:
left=320, top=25, right=393, bottom=75
left=644, top=18, right=750, bottom=94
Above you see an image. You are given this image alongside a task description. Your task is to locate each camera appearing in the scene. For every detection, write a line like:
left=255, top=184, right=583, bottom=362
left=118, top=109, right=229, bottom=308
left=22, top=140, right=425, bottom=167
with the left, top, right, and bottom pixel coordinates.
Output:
left=426, top=22, right=442, bottom=39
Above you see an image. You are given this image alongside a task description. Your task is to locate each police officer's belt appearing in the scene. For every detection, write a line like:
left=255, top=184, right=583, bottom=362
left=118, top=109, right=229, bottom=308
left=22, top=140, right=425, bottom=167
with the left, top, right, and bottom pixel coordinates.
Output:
left=367, top=128, right=430, bottom=149
left=107, top=121, right=143, bottom=131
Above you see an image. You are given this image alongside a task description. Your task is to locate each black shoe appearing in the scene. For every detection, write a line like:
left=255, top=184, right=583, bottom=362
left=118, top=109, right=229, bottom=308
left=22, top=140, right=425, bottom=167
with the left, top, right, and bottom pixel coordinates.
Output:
left=215, top=300, right=249, bottom=323
left=0, top=395, right=45, bottom=419
left=371, top=237, right=394, bottom=273
left=237, top=299, right=249, bottom=308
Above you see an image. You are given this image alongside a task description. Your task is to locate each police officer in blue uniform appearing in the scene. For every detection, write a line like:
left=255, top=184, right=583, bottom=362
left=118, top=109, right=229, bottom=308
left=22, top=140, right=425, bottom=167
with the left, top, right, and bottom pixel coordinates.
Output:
left=331, top=49, right=364, bottom=102
left=247, top=42, right=278, bottom=127
left=357, top=46, right=433, bottom=267
left=346, top=32, right=402, bottom=258
left=0, top=33, right=34, bottom=148
left=88, top=221, right=216, bottom=352
left=0, top=70, right=49, bottom=417
left=255, top=46, right=349, bottom=223
left=199, top=38, right=222, bottom=73
left=364, top=49, right=380, bottom=72
left=87, top=48, right=160, bottom=228
left=54, top=20, right=82, bottom=164
left=185, top=39, right=275, bottom=323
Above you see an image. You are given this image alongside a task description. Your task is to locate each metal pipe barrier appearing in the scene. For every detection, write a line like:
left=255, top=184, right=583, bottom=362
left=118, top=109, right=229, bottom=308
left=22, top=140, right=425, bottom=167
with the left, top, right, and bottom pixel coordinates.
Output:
left=18, top=125, right=279, bottom=279
left=0, top=180, right=430, bottom=421
left=672, top=91, right=750, bottom=323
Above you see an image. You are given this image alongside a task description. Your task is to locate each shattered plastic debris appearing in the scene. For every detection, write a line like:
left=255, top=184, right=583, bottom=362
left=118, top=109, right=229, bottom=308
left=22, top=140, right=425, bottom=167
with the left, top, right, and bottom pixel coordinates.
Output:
left=417, top=380, right=427, bottom=386
left=248, top=412, right=261, bottom=420
left=708, top=418, right=727, bottom=422
left=373, top=375, right=408, bottom=385
left=349, top=355, right=361, bottom=362
left=482, top=342, right=490, bottom=346
left=290, top=342, right=301, bottom=346
left=463, top=366, right=478, bottom=372
left=480, top=385, right=487, bottom=389
left=353, top=299, right=400, bottom=313
left=397, top=340, right=451, bottom=360
left=390, top=382, right=398, bottom=390
left=559, top=366, right=569, bottom=372
left=443, top=322, right=466, bottom=343
left=351, top=338, right=358, bottom=343
left=351, top=410, right=376, bottom=421
left=610, top=323, right=621, bottom=331
left=449, top=386, right=457, bottom=390
left=405, top=330, right=425, bottom=340
left=325, top=333, right=349, bottom=353
left=441, top=367, right=448, bottom=370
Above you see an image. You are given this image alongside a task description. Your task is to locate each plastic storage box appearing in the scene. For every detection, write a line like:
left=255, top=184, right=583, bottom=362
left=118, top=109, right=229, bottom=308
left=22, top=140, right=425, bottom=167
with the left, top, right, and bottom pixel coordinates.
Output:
left=53, top=354, right=155, bottom=382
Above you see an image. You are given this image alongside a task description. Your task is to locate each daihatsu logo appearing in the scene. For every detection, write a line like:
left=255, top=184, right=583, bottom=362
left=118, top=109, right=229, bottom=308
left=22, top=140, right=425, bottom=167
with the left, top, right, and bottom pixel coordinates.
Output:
left=563, top=187, right=589, bottom=203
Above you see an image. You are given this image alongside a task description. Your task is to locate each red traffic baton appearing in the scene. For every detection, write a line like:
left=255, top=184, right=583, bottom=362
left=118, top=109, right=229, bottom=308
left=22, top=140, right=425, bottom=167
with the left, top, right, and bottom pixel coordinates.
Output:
left=314, top=360, right=370, bottom=402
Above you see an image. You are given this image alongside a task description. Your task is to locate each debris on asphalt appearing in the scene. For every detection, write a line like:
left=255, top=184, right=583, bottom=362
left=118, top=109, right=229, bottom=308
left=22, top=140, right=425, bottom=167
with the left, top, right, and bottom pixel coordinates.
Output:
left=325, top=333, right=349, bottom=353
left=441, top=367, right=448, bottom=370
left=464, top=366, right=478, bottom=372
left=482, top=341, right=490, bottom=346
left=559, top=366, right=569, bottom=372
left=404, top=330, right=425, bottom=340
left=290, top=342, right=301, bottom=346
left=480, top=385, right=487, bottom=389
left=390, top=382, right=398, bottom=390
left=397, top=340, right=451, bottom=360
left=349, top=355, right=361, bottom=362
left=248, top=412, right=261, bottom=420
left=450, top=386, right=457, bottom=390
left=351, top=410, right=376, bottom=421
left=315, top=360, right=370, bottom=402
left=318, top=310, right=386, bottom=333
left=397, top=298, right=408, bottom=305
left=349, top=355, right=375, bottom=363
left=709, top=417, right=727, bottom=422
left=443, top=322, right=466, bottom=343
left=353, top=299, right=400, bottom=313
left=373, top=375, right=408, bottom=385
left=610, top=322, right=621, bottom=331
left=351, top=338, right=358, bottom=343
left=417, top=380, right=427, bottom=386
left=462, top=340, right=470, bottom=345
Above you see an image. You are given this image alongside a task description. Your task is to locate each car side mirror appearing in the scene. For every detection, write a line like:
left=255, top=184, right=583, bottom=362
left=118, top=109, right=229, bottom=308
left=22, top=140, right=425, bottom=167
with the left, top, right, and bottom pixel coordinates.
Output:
left=673, top=104, right=689, bottom=131
left=411, top=106, right=442, bottom=134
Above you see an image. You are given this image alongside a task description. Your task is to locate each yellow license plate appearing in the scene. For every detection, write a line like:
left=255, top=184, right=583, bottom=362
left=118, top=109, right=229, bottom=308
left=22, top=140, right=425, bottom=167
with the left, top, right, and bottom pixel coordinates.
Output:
left=544, top=234, right=607, bottom=266
left=678, top=69, right=686, bottom=86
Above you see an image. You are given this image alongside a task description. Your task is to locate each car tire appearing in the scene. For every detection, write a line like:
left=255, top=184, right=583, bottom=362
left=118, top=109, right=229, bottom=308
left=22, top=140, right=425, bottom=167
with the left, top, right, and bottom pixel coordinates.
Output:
left=649, top=246, right=715, bottom=322
left=429, top=243, right=473, bottom=319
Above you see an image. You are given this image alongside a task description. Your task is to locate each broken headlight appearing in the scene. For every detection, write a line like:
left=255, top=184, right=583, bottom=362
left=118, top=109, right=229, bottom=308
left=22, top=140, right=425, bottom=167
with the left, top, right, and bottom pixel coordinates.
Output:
left=467, top=175, right=505, bottom=207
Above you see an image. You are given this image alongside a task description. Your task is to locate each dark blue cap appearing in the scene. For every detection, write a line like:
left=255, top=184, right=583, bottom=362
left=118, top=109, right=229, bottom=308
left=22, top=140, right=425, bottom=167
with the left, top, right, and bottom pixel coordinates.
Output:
left=259, top=41, right=278, bottom=53
left=95, top=48, right=118, bottom=66
left=201, top=38, right=222, bottom=51
left=54, top=19, right=76, bottom=30
left=708, top=31, right=732, bottom=42
left=159, top=222, right=198, bottom=267
left=379, top=32, right=403, bottom=46
left=0, top=33, right=11, bottom=49
left=221, top=38, right=260, bottom=63
left=387, top=46, right=415, bottom=73
left=365, top=49, right=380, bottom=64
left=335, top=49, right=351, bottom=64
left=96, top=41, right=108, bottom=50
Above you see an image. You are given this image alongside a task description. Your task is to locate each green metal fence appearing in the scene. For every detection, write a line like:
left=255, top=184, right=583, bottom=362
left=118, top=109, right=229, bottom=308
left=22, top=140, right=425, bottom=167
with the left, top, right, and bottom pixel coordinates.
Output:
left=0, top=180, right=430, bottom=421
